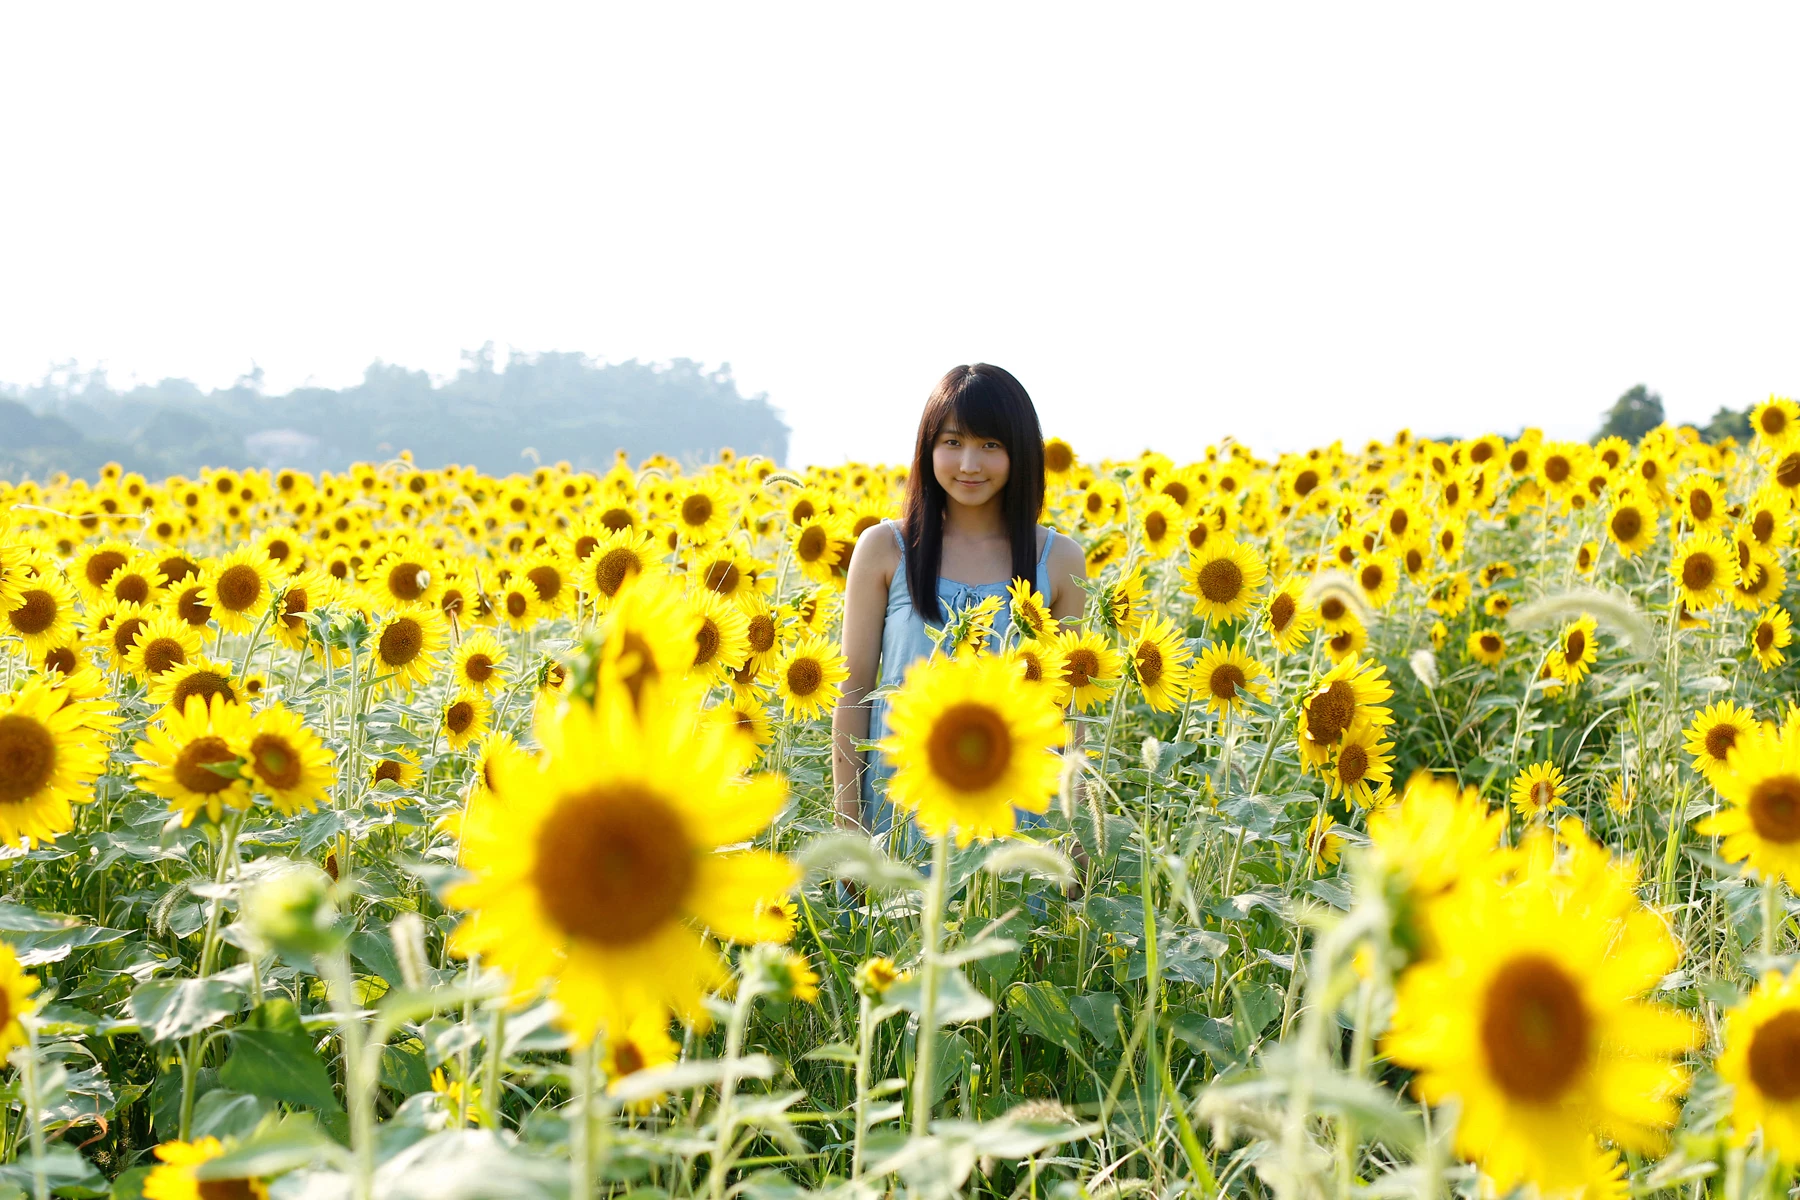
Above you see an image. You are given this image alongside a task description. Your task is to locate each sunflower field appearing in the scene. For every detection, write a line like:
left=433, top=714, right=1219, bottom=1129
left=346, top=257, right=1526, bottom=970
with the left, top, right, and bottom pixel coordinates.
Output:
left=5, top=404, right=1800, bottom=1200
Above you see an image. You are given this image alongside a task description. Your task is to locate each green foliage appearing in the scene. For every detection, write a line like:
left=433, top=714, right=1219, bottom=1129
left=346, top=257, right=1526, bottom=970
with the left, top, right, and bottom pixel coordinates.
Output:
left=1595, top=382, right=1665, bottom=443
left=0, top=346, right=789, bottom=479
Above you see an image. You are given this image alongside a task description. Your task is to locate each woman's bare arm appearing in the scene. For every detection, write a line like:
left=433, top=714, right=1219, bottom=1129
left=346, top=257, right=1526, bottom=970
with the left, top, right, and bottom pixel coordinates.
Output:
left=1046, top=532, right=1087, bottom=625
left=831, top=525, right=898, bottom=832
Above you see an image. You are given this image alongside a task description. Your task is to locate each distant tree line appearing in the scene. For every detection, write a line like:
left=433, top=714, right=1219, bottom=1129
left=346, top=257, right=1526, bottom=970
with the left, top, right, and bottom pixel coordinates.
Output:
left=1594, top=384, right=1751, bottom=445
left=0, top=346, right=790, bottom=481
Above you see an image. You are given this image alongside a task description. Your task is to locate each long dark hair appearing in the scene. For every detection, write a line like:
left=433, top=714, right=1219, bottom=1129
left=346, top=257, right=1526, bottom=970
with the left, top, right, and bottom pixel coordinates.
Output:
left=900, top=364, right=1046, bottom=622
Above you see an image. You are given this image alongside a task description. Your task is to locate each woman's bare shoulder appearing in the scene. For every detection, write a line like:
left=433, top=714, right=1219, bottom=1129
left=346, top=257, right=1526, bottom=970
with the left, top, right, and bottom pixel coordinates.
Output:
left=849, top=520, right=903, bottom=586
left=1044, top=529, right=1086, bottom=577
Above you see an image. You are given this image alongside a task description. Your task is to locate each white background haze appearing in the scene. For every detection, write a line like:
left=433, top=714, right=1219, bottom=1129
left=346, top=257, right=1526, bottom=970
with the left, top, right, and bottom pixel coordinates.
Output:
left=1, top=4, right=1795, bottom=468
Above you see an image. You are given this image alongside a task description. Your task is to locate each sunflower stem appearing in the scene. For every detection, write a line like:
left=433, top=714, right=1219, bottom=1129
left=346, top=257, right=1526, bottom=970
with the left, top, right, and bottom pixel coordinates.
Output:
left=909, top=830, right=952, bottom=1137
left=322, top=946, right=376, bottom=1200
left=850, top=993, right=873, bottom=1183
left=17, top=1026, right=48, bottom=1200
left=709, top=984, right=755, bottom=1200
left=483, top=1003, right=507, bottom=1131
left=1763, top=874, right=1782, bottom=958
left=570, top=1036, right=596, bottom=1200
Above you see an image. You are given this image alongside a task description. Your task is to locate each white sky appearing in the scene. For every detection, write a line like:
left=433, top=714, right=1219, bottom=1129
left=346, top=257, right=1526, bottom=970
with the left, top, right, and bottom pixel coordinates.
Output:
left=1, top=5, right=1795, bottom=469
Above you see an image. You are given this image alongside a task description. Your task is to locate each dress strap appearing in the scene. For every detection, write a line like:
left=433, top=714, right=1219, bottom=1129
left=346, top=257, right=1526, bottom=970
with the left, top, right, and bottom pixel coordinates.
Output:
left=886, top=518, right=906, bottom=555
left=1035, top=525, right=1054, bottom=567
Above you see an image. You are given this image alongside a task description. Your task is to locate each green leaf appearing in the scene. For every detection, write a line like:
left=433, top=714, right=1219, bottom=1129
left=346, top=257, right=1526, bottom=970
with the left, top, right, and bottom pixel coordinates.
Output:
left=0, top=903, right=80, bottom=933
left=10, top=924, right=131, bottom=968
left=0, top=1147, right=106, bottom=1198
left=128, top=976, right=244, bottom=1043
left=1004, top=981, right=1083, bottom=1053
left=219, top=1026, right=341, bottom=1113
left=885, top=967, right=994, bottom=1025
left=1069, top=991, right=1122, bottom=1048
left=193, top=1115, right=344, bottom=1179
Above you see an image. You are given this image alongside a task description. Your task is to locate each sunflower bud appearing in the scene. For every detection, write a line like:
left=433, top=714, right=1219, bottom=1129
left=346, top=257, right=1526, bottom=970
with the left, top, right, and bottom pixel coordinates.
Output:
left=854, top=956, right=907, bottom=999
left=241, top=862, right=345, bottom=958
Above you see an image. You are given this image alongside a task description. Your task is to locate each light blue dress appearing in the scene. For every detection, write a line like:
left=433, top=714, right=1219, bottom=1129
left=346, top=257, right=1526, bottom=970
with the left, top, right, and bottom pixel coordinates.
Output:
left=858, top=519, right=1056, bottom=846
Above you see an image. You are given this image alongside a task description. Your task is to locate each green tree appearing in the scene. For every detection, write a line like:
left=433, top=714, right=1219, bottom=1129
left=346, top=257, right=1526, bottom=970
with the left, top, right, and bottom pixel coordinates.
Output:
left=1595, top=384, right=1664, bottom=444
left=1699, top=404, right=1752, bottom=445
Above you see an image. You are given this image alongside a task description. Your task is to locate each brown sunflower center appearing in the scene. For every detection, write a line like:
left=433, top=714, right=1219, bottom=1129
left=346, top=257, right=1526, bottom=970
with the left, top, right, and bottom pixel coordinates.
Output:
left=533, top=788, right=694, bottom=946
left=1293, top=469, right=1319, bottom=497
left=0, top=715, right=57, bottom=805
left=113, top=573, right=151, bottom=605
left=1044, top=442, right=1074, bottom=473
left=464, top=654, right=494, bottom=684
left=703, top=561, right=740, bottom=595
left=374, top=760, right=405, bottom=784
left=1305, top=680, right=1357, bottom=745
left=1750, top=775, right=1800, bottom=843
left=9, top=590, right=57, bottom=636
left=1544, top=455, right=1572, bottom=484
left=1319, top=596, right=1346, bottom=623
left=527, top=565, right=562, bottom=603
left=1764, top=408, right=1791, bottom=436
left=142, top=637, right=187, bottom=676
left=1565, top=629, right=1586, bottom=662
left=214, top=564, right=262, bottom=612
left=1610, top=508, right=1642, bottom=544
left=445, top=701, right=476, bottom=735
left=681, top=494, right=714, bottom=527
left=1530, top=780, right=1556, bottom=809
left=1480, top=954, right=1590, bottom=1102
left=1706, top=724, right=1739, bottom=760
left=746, top=614, right=776, bottom=654
left=160, top=555, right=199, bottom=584
left=281, top=587, right=311, bottom=632
left=1208, top=663, right=1245, bottom=702
left=1779, top=454, right=1800, bottom=490
left=1682, top=553, right=1716, bottom=592
left=84, top=549, right=127, bottom=589
left=1337, top=742, right=1369, bottom=787
left=1748, top=1009, right=1800, bottom=1101
left=1759, top=622, right=1778, bottom=652
left=1065, top=649, right=1099, bottom=688
left=170, top=671, right=236, bottom=711
left=1359, top=564, right=1384, bottom=592
left=1144, top=512, right=1167, bottom=541
left=694, top=619, right=721, bottom=667
left=611, top=1040, right=646, bottom=1077
left=1195, top=558, right=1244, bottom=605
left=796, top=526, right=828, bottom=562
left=1269, top=592, right=1296, bottom=633
left=927, top=703, right=1013, bottom=791
left=173, top=735, right=237, bottom=795
left=249, top=733, right=303, bottom=791
left=1690, top=491, right=1713, bottom=521
left=379, top=617, right=424, bottom=666
left=42, top=647, right=77, bottom=676
left=112, top=616, right=149, bottom=660
left=1328, top=630, right=1356, bottom=654
left=592, top=548, right=640, bottom=598
left=177, top=586, right=214, bottom=627
left=196, top=1176, right=260, bottom=1200
left=1480, top=633, right=1502, bottom=654
left=1018, top=651, right=1044, bottom=683
left=1754, top=510, right=1776, bottom=543
left=506, top=592, right=529, bottom=619
left=387, top=561, right=428, bottom=601
left=785, top=656, right=824, bottom=697
left=1135, top=643, right=1164, bottom=687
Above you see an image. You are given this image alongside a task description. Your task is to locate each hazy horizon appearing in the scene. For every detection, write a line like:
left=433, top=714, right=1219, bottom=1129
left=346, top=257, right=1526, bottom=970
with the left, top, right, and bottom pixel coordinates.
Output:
left=3, top=4, right=1795, bottom=469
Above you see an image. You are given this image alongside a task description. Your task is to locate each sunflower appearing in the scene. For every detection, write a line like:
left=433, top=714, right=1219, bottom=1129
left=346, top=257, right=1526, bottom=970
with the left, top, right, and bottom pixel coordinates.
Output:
left=1669, top=532, right=1733, bottom=610
left=448, top=687, right=795, bottom=1038
left=1126, top=614, right=1193, bottom=713
left=1467, top=628, right=1506, bottom=667
left=365, top=603, right=449, bottom=695
left=71, top=540, right=134, bottom=606
left=3, top=570, right=79, bottom=656
left=241, top=704, right=336, bottom=817
left=669, top=476, right=732, bottom=544
left=1718, top=968, right=1800, bottom=1162
left=96, top=600, right=156, bottom=670
left=789, top=515, right=847, bottom=585
left=1697, top=725, right=1800, bottom=885
left=1424, top=571, right=1471, bottom=618
left=441, top=691, right=492, bottom=753
left=517, top=550, right=575, bottom=618
left=142, top=1136, right=269, bottom=1200
left=1098, top=567, right=1150, bottom=638
left=1752, top=396, right=1800, bottom=450
left=1001, top=639, right=1069, bottom=702
left=1305, top=813, right=1345, bottom=870
left=1604, top=495, right=1656, bottom=558
left=880, top=652, right=1066, bottom=845
left=100, top=554, right=167, bottom=608
left=604, top=1012, right=682, bottom=1107
left=1368, top=771, right=1506, bottom=957
left=1263, top=578, right=1316, bottom=654
left=1353, top=553, right=1399, bottom=610
left=361, top=545, right=439, bottom=613
left=1508, top=761, right=1567, bottom=820
left=492, top=574, right=542, bottom=632
left=370, top=747, right=423, bottom=793
left=148, top=658, right=241, bottom=715
left=1752, top=604, right=1794, bottom=671
left=271, top=568, right=335, bottom=652
left=1683, top=699, right=1759, bottom=784
left=1573, top=539, right=1599, bottom=574
left=1053, top=628, right=1124, bottom=713
left=685, top=588, right=751, bottom=683
left=1180, top=537, right=1266, bottom=624
left=1482, top=592, right=1512, bottom=619
left=1675, top=475, right=1727, bottom=533
left=598, top=575, right=705, bottom=710
left=1745, top=487, right=1795, bottom=550
left=1324, top=719, right=1394, bottom=807
left=1323, top=619, right=1367, bottom=664
left=709, top=694, right=774, bottom=762
left=452, top=629, right=509, bottom=695
left=1192, top=641, right=1269, bottom=717
left=122, top=612, right=204, bottom=682
left=1383, top=829, right=1696, bottom=1192
left=1137, top=494, right=1185, bottom=559
left=1547, top=614, right=1599, bottom=687
left=579, top=527, right=663, bottom=613
left=0, top=941, right=38, bottom=1061
left=1296, top=656, right=1394, bottom=770
left=169, top=580, right=214, bottom=629
left=1732, top=545, right=1787, bottom=612
left=738, top=594, right=786, bottom=675
left=133, top=695, right=253, bottom=828
left=0, top=680, right=110, bottom=845
left=1006, top=578, right=1056, bottom=643
left=198, top=545, right=281, bottom=635
left=772, top=633, right=849, bottom=722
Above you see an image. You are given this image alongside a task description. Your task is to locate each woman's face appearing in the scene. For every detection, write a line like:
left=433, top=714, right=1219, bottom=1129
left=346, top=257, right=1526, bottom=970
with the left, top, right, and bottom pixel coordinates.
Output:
left=932, top=421, right=1010, bottom=509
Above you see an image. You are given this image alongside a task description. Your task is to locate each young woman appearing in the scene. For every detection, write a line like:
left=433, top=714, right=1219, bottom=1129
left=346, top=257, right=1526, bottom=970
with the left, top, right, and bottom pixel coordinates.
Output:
left=832, top=363, right=1087, bottom=844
